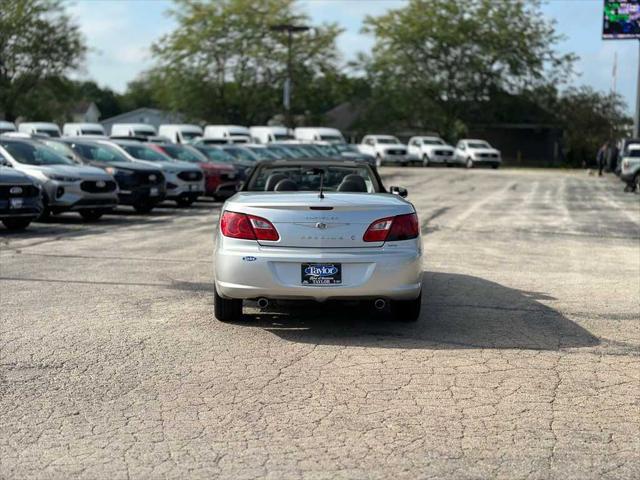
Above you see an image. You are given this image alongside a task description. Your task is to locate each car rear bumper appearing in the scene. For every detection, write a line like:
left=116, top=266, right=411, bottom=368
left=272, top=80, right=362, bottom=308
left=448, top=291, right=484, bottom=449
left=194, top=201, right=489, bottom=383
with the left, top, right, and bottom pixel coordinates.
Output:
left=215, top=242, right=423, bottom=301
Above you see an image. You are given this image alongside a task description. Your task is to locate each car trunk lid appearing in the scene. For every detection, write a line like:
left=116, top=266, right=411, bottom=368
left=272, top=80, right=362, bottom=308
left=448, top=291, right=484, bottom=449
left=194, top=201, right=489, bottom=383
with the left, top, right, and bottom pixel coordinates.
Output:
left=226, top=192, right=414, bottom=248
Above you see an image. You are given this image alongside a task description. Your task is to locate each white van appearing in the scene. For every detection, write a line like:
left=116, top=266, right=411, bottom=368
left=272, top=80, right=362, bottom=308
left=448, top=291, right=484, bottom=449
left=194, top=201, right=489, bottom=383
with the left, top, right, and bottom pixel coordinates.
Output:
left=158, top=124, right=203, bottom=143
left=0, top=121, right=16, bottom=134
left=110, top=123, right=157, bottom=138
left=203, top=125, right=251, bottom=144
left=18, top=122, right=61, bottom=138
left=249, top=126, right=294, bottom=144
left=294, top=127, right=345, bottom=144
left=62, top=122, right=106, bottom=137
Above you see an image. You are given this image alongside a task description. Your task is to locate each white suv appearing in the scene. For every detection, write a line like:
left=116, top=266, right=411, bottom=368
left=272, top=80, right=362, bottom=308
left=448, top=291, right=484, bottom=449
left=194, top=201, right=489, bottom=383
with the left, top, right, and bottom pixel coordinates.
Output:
left=454, top=139, right=501, bottom=169
left=407, top=136, right=456, bottom=167
left=620, top=145, right=640, bottom=192
left=358, top=135, right=410, bottom=167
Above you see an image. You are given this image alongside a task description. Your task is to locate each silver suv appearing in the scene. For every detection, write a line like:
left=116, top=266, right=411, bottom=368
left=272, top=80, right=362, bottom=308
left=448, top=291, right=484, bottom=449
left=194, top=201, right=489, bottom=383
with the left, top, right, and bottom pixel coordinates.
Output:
left=0, top=137, right=118, bottom=221
left=109, top=140, right=204, bottom=207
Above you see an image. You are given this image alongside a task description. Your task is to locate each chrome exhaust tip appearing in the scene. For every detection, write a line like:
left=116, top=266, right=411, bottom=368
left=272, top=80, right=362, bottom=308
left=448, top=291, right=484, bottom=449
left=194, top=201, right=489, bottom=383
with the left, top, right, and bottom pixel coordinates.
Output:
left=374, top=298, right=386, bottom=310
left=257, top=298, right=269, bottom=309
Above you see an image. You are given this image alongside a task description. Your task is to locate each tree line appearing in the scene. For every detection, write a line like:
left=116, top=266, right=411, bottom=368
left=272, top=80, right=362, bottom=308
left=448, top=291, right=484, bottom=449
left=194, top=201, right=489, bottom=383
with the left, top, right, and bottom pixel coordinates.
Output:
left=0, top=0, right=631, bottom=166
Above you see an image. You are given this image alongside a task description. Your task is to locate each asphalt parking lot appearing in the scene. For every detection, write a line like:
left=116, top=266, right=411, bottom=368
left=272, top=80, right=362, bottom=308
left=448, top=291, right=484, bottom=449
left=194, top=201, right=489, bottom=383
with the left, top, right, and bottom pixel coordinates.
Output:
left=1, top=167, right=639, bottom=479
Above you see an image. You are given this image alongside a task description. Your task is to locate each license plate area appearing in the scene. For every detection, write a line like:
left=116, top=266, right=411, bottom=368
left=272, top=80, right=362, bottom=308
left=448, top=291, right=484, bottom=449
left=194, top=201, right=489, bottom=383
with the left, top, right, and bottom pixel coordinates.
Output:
left=301, top=263, right=342, bottom=285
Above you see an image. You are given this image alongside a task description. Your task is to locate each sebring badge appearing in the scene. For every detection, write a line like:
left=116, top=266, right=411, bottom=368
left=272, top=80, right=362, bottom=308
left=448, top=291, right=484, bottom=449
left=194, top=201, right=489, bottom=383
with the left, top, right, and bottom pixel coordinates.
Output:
left=96, top=180, right=106, bottom=188
left=149, top=174, right=157, bottom=181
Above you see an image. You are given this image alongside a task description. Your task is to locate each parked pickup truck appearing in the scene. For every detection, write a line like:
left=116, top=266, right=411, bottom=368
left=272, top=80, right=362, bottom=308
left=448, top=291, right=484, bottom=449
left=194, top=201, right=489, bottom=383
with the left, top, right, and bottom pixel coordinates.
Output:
left=357, top=135, right=410, bottom=167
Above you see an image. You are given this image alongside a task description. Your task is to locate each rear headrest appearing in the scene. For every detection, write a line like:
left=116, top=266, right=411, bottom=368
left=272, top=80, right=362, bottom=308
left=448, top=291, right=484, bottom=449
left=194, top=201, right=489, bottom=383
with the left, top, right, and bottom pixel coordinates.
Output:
left=274, top=179, right=298, bottom=191
left=337, top=174, right=367, bottom=192
left=265, top=173, right=287, bottom=191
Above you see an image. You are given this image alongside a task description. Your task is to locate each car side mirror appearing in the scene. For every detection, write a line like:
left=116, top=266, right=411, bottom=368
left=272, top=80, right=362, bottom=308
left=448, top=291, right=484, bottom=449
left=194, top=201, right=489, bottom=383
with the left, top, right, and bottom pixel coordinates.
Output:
left=389, top=186, right=408, bottom=198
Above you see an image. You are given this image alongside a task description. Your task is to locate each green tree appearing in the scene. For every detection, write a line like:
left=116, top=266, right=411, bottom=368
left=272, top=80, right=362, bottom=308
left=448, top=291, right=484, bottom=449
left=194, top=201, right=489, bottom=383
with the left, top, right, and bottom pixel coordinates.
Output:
left=147, top=0, right=343, bottom=124
left=361, top=0, right=576, bottom=139
left=0, top=0, right=86, bottom=121
left=554, top=87, right=631, bottom=167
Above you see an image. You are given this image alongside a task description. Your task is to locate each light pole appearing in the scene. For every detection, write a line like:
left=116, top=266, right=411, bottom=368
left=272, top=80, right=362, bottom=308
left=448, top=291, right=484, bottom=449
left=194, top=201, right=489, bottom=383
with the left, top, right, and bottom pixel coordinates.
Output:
left=270, top=23, right=310, bottom=130
left=635, top=40, right=640, bottom=138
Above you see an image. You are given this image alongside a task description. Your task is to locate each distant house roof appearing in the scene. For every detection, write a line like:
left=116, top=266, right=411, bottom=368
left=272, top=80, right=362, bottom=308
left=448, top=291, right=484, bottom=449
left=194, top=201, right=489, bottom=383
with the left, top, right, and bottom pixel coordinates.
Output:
left=70, top=101, right=98, bottom=115
left=100, top=108, right=167, bottom=124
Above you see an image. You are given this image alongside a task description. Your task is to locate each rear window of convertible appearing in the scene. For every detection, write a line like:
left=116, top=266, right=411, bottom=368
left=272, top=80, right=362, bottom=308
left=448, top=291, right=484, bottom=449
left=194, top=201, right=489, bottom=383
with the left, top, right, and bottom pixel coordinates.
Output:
left=247, top=165, right=380, bottom=193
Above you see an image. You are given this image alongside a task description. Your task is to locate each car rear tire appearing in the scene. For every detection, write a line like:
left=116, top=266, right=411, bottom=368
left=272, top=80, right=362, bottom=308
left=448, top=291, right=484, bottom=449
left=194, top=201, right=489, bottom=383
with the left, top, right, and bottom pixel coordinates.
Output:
left=79, top=209, right=104, bottom=222
left=214, top=285, right=243, bottom=322
left=391, top=292, right=421, bottom=322
left=2, top=218, right=32, bottom=231
left=492, top=163, right=500, bottom=170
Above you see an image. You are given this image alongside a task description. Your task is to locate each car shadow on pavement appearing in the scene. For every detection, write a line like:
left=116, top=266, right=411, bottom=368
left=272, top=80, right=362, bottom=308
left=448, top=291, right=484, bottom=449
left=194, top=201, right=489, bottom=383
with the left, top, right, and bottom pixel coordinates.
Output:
left=238, top=272, right=600, bottom=351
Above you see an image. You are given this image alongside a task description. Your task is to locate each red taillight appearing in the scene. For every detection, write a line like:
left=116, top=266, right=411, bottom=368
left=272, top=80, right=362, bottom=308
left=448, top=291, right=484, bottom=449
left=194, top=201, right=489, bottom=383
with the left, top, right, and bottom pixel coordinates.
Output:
left=248, top=215, right=279, bottom=241
left=363, top=213, right=419, bottom=242
left=363, top=217, right=393, bottom=242
left=220, top=211, right=279, bottom=241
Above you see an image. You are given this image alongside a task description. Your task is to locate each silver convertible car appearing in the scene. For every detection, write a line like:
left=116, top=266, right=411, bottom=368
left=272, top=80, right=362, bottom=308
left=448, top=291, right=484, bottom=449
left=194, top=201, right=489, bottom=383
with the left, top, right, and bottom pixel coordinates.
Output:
left=214, top=159, right=423, bottom=322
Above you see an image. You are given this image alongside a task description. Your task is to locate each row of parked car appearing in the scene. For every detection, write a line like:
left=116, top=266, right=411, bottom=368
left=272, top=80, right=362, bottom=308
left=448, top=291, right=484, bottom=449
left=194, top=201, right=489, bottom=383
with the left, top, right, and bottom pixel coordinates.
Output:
left=0, top=120, right=501, bottom=168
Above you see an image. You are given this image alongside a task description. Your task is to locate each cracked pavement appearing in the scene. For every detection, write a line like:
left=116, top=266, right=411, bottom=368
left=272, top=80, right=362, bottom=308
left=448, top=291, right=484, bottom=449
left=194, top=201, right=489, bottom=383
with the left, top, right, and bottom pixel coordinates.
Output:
left=1, top=168, right=639, bottom=479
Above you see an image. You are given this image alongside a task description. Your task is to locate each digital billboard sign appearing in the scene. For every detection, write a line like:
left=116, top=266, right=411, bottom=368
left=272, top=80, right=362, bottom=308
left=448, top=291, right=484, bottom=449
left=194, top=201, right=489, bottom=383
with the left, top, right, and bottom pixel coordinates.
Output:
left=603, top=0, right=640, bottom=39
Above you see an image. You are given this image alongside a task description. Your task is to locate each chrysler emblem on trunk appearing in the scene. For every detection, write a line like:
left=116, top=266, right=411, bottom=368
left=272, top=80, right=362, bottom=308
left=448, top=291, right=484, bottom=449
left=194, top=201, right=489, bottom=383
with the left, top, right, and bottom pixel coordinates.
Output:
left=315, top=222, right=327, bottom=229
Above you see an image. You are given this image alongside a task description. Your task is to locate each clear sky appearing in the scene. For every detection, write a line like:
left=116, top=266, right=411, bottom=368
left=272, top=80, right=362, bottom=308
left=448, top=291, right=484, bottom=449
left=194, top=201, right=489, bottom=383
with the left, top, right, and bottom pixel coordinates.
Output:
left=68, top=0, right=638, bottom=113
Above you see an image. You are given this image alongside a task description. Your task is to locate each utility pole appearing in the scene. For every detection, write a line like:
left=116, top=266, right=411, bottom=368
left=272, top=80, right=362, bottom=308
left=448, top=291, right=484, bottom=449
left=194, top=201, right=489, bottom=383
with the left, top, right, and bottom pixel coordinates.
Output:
left=270, top=23, right=310, bottom=130
left=635, top=40, right=640, bottom=138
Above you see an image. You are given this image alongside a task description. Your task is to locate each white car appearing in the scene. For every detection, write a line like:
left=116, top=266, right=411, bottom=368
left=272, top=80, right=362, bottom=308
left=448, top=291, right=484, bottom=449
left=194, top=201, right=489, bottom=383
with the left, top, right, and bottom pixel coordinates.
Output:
left=407, top=136, right=457, bottom=167
left=0, top=121, right=16, bottom=134
left=18, top=122, right=61, bottom=138
left=454, top=139, right=501, bottom=169
left=294, top=127, right=346, bottom=144
left=214, top=159, right=423, bottom=323
left=620, top=145, right=640, bottom=192
left=110, top=123, right=157, bottom=139
left=62, top=123, right=106, bottom=137
left=358, top=135, right=410, bottom=167
left=159, top=124, right=203, bottom=144
left=249, top=126, right=294, bottom=144
left=203, top=125, right=251, bottom=144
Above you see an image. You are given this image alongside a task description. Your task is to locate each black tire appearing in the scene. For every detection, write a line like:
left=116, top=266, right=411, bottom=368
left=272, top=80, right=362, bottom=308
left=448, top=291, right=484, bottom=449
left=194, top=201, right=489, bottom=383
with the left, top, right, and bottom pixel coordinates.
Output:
left=176, top=196, right=195, bottom=207
left=2, top=217, right=32, bottom=231
left=492, top=163, right=500, bottom=170
left=391, top=292, right=422, bottom=322
left=214, top=285, right=243, bottom=322
left=79, top=209, right=104, bottom=222
left=422, top=154, right=430, bottom=167
left=133, top=202, right=154, bottom=214
left=37, top=207, right=51, bottom=221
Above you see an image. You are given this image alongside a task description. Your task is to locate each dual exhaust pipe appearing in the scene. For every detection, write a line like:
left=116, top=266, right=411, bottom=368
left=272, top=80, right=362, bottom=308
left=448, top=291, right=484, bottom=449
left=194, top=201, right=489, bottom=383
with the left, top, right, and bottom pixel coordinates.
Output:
left=256, top=297, right=387, bottom=310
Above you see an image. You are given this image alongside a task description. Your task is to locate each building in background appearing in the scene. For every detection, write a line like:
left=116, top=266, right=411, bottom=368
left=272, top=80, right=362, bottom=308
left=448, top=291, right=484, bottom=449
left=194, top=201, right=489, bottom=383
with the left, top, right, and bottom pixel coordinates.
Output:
left=69, top=102, right=101, bottom=123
